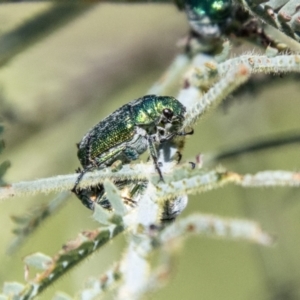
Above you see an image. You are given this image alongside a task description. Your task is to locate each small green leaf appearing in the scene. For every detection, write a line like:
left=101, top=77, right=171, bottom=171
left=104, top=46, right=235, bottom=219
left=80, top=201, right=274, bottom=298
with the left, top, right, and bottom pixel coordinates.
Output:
left=92, top=203, right=111, bottom=225
left=103, top=179, right=126, bottom=216
left=3, top=282, right=24, bottom=296
left=24, top=252, right=53, bottom=270
left=10, top=214, right=29, bottom=225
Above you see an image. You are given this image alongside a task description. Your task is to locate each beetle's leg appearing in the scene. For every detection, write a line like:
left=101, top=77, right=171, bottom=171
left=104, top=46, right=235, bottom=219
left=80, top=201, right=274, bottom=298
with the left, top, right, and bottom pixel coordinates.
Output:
left=147, top=135, right=164, bottom=182
left=72, top=167, right=91, bottom=192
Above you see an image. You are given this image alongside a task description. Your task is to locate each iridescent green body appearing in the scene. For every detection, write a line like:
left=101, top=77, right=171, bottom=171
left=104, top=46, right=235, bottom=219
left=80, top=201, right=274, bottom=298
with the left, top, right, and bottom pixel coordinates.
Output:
left=181, top=0, right=232, bottom=40
left=188, top=0, right=231, bottom=22
left=77, top=95, right=185, bottom=170
left=73, top=95, right=186, bottom=209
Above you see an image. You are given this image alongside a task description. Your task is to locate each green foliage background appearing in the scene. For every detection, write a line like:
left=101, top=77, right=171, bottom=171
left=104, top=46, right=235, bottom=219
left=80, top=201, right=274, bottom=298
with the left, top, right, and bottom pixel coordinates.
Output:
left=0, top=2, right=300, bottom=299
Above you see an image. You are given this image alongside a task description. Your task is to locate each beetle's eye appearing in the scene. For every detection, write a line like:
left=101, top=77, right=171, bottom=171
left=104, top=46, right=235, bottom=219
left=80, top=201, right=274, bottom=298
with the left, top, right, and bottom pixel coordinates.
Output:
left=163, top=108, right=173, bottom=120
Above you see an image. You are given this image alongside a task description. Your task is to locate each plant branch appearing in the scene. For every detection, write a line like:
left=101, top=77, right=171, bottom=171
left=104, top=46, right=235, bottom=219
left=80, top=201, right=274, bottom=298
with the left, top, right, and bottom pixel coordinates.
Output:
left=212, top=131, right=300, bottom=161
left=181, top=64, right=251, bottom=128
left=12, top=218, right=124, bottom=300
left=237, top=0, right=300, bottom=43
left=0, top=163, right=152, bottom=200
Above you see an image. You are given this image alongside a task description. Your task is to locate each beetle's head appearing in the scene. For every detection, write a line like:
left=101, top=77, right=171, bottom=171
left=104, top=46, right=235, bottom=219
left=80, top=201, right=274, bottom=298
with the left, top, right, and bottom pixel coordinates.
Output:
left=156, top=96, right=186, bottom=129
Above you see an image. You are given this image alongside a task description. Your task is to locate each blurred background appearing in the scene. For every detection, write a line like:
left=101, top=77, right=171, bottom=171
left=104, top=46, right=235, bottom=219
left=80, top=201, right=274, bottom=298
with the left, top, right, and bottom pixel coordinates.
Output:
left=0, top=2, right=300, bottom=299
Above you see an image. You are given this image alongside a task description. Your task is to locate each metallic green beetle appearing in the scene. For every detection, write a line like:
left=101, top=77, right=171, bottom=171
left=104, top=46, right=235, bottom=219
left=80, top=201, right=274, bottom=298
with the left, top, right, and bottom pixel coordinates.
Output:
left=72, top=95, right=187, bottom=208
